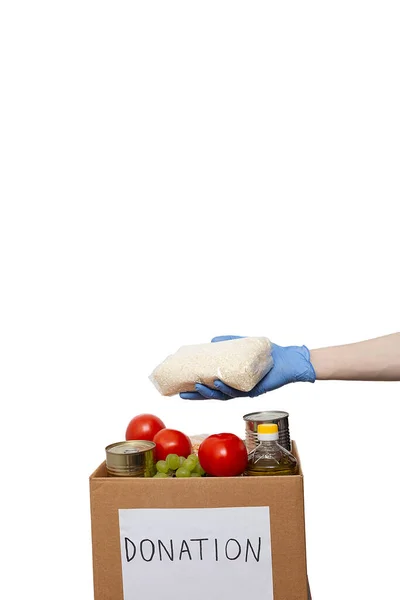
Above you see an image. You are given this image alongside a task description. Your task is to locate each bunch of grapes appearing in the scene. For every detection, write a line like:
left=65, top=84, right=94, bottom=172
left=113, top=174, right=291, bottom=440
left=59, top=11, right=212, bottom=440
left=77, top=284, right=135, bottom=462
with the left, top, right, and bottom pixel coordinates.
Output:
left=153, top=453, right=206, bottom=478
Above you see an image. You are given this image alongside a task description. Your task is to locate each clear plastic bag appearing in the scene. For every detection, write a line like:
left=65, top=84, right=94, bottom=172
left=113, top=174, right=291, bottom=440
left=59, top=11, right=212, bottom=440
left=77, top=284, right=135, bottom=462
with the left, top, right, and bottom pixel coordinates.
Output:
left=149, top=336, right=273, bottom=396
left=189, top=434, right=209, bottom=454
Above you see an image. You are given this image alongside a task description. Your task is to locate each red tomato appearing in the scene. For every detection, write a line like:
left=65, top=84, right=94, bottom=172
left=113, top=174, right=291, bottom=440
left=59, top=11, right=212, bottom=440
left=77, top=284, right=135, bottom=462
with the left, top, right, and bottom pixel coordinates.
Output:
left=153, top=429, right=192, bottom=461
left=125, top=414, right=166, bottom=442
left=198, top=433, right=248, bottom=477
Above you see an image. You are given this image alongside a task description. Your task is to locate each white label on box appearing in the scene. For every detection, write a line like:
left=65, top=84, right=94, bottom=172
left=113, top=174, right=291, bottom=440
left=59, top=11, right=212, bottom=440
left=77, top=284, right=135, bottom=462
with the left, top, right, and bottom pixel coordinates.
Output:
left=119, top=506, right=273, bottom=600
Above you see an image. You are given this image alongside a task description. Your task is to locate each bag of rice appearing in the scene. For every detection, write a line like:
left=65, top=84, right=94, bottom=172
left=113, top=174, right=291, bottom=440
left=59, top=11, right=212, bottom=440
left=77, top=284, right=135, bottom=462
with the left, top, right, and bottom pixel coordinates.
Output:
left=189, top=434, right=209, bottom=454
left=150, top=336, right=273, bottom=396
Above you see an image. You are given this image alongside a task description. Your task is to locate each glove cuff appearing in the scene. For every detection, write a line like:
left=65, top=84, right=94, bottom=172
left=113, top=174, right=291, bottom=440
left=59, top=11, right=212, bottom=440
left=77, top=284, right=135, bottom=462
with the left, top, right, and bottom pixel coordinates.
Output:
left=294, top=345, right=316, bottom=383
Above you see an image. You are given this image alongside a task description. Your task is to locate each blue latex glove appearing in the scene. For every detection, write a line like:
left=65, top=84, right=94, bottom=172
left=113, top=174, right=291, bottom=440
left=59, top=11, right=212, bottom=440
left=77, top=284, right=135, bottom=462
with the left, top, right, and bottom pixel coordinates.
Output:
left=180, top=335, right=316, bottom=400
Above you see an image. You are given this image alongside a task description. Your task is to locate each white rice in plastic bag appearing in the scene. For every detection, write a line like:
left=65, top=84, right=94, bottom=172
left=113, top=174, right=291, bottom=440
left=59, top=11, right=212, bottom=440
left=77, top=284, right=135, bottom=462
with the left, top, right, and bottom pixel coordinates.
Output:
left=189, top=434, right=209, bottom=454
left=149, top=336, right=273, bottom=396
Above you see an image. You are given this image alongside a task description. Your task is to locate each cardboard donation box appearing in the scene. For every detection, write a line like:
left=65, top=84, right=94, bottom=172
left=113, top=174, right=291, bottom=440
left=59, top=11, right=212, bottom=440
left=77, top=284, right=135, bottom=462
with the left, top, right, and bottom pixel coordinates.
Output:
left=90, top=442, right=308, bottom=600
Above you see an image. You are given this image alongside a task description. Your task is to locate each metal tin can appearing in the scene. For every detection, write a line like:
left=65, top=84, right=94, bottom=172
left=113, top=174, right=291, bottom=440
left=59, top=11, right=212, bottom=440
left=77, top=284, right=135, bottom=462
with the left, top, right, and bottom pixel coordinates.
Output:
left=105, top=440, right=156, bottom=477
left=243, top=410, right=291, bottom=452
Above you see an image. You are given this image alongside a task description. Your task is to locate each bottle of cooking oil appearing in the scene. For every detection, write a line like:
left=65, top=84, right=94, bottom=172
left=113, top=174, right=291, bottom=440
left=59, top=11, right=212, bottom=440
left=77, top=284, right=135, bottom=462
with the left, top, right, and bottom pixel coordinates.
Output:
left=245, top=424, right=298, bottom=476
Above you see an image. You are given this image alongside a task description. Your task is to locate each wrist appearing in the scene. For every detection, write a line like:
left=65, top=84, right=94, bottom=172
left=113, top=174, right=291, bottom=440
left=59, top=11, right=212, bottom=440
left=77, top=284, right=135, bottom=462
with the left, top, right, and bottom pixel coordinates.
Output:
left=293, top=345, right=316, bottom=383
left=309, top=348, right=330, bottom=380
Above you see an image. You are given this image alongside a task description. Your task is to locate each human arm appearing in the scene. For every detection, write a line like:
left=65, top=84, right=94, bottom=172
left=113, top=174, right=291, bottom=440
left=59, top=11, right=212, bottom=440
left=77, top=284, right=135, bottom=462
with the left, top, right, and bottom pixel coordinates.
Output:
left=180, top=333, right=400, bottom=400
left=310, top=333, right=400, bottom=381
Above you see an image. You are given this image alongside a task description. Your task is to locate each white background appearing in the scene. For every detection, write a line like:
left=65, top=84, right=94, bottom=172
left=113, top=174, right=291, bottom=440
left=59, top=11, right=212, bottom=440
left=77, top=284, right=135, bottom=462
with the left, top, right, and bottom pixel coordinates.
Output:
left=0, top=2, right=399, bottom=599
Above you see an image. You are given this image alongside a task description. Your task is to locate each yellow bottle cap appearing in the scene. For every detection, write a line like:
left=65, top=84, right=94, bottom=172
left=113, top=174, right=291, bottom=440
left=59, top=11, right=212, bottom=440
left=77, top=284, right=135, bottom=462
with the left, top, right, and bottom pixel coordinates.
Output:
left=257, top=424, right=278, bottom=434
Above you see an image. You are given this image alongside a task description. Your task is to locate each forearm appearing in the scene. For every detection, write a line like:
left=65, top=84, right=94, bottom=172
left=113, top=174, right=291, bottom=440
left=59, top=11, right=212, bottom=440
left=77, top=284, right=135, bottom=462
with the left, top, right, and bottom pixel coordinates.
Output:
left=310, top=333, right=400, bottom=381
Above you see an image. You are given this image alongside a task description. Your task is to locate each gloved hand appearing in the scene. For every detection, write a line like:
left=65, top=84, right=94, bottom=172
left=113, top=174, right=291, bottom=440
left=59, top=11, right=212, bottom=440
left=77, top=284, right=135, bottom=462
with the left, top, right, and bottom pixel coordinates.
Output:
left=180, top=335, right=316, bottom=400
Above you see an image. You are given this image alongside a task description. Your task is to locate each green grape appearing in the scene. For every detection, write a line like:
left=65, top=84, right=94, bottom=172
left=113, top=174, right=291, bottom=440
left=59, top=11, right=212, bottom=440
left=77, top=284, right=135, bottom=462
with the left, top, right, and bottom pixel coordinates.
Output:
left=194, top=463, right=205, bottom=476
left=156, top=460, right=169, bottom=474
left=191, top=472, right=201, bottom=477
left=166, top=454, right=180, bottom=471
left=175, top=467, right=191, bottom=478
left=153, top=472, right=168, bottom=478
left=178, top=456, right=186, bottom=467
left=188, top=454, right=199, bottom=464
left=183, top=458, right=196, bottom=472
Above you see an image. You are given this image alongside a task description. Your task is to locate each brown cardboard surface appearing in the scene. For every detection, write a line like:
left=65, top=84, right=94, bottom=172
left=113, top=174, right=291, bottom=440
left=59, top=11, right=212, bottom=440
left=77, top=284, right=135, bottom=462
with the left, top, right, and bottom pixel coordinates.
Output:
left=90, top=440, right=308, bottom=600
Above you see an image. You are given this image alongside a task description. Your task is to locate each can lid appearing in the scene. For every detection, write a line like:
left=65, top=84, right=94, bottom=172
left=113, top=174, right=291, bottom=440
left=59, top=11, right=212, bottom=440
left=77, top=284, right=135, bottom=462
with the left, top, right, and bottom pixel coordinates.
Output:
left=107, top=441, right=154, bottom=455
left=243, top=410, right=289, bottom=421
left=106, top=440, right=155, bottom=473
